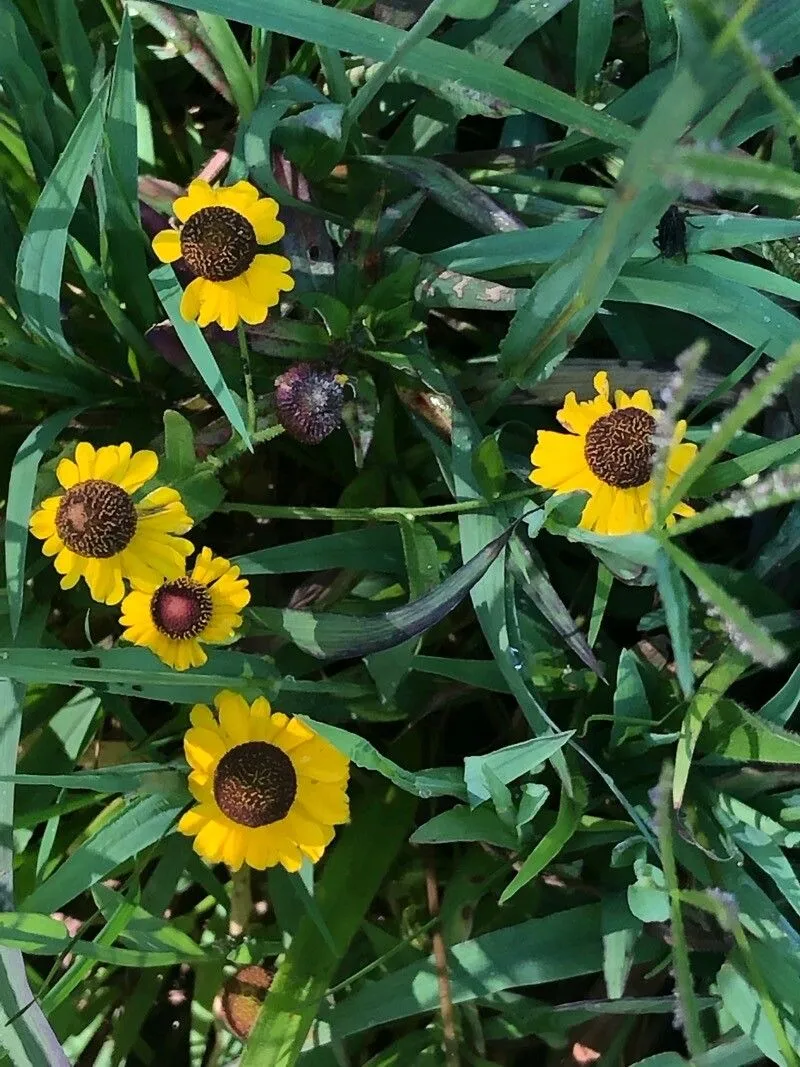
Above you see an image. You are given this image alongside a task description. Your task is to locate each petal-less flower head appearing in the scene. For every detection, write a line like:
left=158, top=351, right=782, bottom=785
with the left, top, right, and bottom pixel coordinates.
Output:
left=220, top=964, right=273, bottom=1040
left=152, top=179, right=295, bottom=332
left=179, top=691, right=350, bottom=873
left=529, top=371, right=697, bottom=536
left=29, top=442, right=193, bottom=605
left=119, top=547, right=250, bottom=671
left=274, top=362, right=349, bottom=444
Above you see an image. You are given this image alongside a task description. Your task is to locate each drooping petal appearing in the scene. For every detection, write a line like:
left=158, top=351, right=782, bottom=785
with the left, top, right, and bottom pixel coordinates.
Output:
left=180, top=276, right=207, bottom=323
left=152, top=228, right=182, bottom=263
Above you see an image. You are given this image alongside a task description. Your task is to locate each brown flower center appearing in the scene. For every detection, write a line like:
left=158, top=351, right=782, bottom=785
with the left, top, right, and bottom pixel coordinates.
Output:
left=180, top=206, right=257, bottom=282
left=150, top=578, right=212, bottom=638
left=55, top=479, right=137, bottom=558
left=214, top=741, right=297, bottom=828
left=584, top=407, right=657, bottom=489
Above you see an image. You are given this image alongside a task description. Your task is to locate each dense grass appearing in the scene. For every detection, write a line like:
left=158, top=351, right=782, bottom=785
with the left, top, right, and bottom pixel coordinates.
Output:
left=3, top=0, right=800, bottom=1063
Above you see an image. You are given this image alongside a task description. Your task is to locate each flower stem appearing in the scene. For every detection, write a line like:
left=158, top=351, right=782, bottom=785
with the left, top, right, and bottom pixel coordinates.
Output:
left=228, top=864, right=252, bottom=937
left=238, top=321, right=256, bottom=436
left=219, top=486, right=538, bottom=523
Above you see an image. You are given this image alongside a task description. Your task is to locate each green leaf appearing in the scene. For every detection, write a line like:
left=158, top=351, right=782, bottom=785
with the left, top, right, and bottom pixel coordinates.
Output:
left=249, top=521, right=515, bottom=660
left=328, top=904, right=620, bottom=1039
left=196, top=11, right=256, bottom=118
left=234, top=526, right=405, bottom=577
left=576, top=0, right=613, bottom=101
left=663, top=540, right=785, bottom=669
left=410, top=804, right=517, bottom=848
left=5, top=405, right=86, bottom=638
left=446, top=0, right=500, bottom=17
left=673, top=649, right=750, bottom=808
left=700, top=699, right=800, bottom=764
left=16, top=80, right=109, bottom=361
left=240, top=779, right=417, bottom=1066
left=300, top=719, right=467, bottom=801
left=150, top=264, right=252, bottom=449
left=102, top=10, right=155, bottom=326
left=463, top=733, right=573, bottom=804
left=166, top=0, right=635, bottom=145
left=23, top=793, right=185, bottom=914
left=655, top=553, right=694, bottom=699
left=499, top=780, right=584, bottom=902
left=0, top=679, right=71, bottom=1066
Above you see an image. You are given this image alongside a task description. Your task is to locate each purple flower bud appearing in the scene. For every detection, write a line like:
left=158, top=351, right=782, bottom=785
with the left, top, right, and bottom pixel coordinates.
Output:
left=274, top=362, right=347, bottom=444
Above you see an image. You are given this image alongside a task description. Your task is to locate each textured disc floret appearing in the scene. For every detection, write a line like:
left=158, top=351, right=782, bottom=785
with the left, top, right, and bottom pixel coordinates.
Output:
left=584, top=407, right=657, bottom=489
left=150, top=578, right=212, bottom=638
left=180, top=206, right=257, bottom=282
left=55, top=479, right=137, bottom=558
left=274, top=363, right=346, bottom=444
left=213, top=741, right=298, bottom=827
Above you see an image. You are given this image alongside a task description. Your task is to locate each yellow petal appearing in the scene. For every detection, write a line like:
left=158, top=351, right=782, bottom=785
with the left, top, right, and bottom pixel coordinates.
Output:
left=604, top=489, right=640, bottom=536
left=593, top=371, right=610, bottom=399
left=180, top=276, right=207, bottom=323
left=152, top=228, right=182, bottom=263
left=243, top=198, right=284, bottom=245
left=615, top=388, right=653, bottom=412
left=215, top=181, right=260, bottom=213
left=556, top=390, right=612, bottom=436
left=190, top=704, right=216, bottom=730
left=222, top=827, right=247, bottom=870
left=194, top=818, right=228, bottom=863
left=277, top=841, right=303, bottom=873
left=291, top=738, right=349, bottom=783
left=215, top=691, right=251, bottom=744
left=74, top=441, right=97, bottom=480
left=578, top=483, right=614, bottom=533
left=29, top=507, right=58, bottom=541
left=118, top=449, right=158, bottom=493
left=297, top=781, right=350, bottom=825
left=668, top=442, right=697, bottom=477
left=185, top=728, right=225, bottom=773
left=216, top=285, right=240, bottom=332
left=178, top=806, right=209, bottom=836
left=231, top=277, right=269, bottom=326
left=173, top=179, right=216, bottom=222
left=530, top=433, right=595, bottom=491
left=245, top=831, right=279, bottom=870
left=250, top=252, right=293, bottom=283
left=56, top=458, right=79, bottom=489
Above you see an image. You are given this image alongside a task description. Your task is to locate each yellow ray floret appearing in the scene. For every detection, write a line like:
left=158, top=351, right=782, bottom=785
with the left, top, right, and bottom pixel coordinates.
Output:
left=119, top=547, right=250, bottom=671
left=29, top=441, right=193, bottom=605
left=529, top=371, right=697, bottom=536
left=151, top=178, right=294, bottom=331
left=178, top=691, right=350, bottom=872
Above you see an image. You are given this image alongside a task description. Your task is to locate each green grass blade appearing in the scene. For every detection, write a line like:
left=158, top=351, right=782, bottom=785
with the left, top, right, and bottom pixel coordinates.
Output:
left=660, top=342, right=800, bottom=519
left=54, top=0, right=95, bottom=114
left=249, top=521, right=514, bottom=660
left=5, top=405, right=86, bottom=638
left=23, top=793, right=185, bottom=914
left=15, top=79, right=109, bottom=360
left=150, top=264, right=252, bottom=449
left=103, top=10, right=156, bottom=325
left=240, top=778, right=416, bottom=1066
left=165, top=0, right=636, bottom=147
left=0, top=679, right=70, bottom=1066
left=575, top=0, right=613, bottom=101
left=196, top=11, right=256, bottom=118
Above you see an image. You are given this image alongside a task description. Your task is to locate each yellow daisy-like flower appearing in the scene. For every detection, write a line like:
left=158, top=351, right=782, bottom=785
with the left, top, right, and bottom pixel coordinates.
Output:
left=178, top=691, right=350, bottom=872
left=529, top=371, right=697, bottom=535
left=29, top=442, right=193, bottom=605
left=152, top=178, right=295, bottom=331
left=119, top=547, right=250, bottom=671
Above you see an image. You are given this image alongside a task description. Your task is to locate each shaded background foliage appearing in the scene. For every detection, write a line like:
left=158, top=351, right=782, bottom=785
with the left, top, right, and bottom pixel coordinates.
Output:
left=3, top=0, right=800, bottom=1064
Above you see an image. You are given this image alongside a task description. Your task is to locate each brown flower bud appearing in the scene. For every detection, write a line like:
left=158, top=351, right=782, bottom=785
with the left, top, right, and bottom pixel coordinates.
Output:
left=219, top=964, right=273, bottom=1040
left=274, top=362, right=347, bottom=444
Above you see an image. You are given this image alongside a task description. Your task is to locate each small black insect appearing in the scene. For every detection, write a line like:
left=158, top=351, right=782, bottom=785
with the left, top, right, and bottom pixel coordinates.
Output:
left=653, top=205, right=696, bottom=263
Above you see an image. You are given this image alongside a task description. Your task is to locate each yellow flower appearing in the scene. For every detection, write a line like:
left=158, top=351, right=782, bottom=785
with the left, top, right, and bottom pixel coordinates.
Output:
left=178, top=691, right=350, bottom=872
left=529, top=371, right=697, bottom=535
left=29, top=442, right=193, bottom=605
left=119, top=547, right=250, bottom=671
left=152, top=178, right=294, bottom=331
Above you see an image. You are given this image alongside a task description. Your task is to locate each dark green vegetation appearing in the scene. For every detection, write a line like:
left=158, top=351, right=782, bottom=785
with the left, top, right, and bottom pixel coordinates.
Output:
left=4, top=0, right=800, bottom=1063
